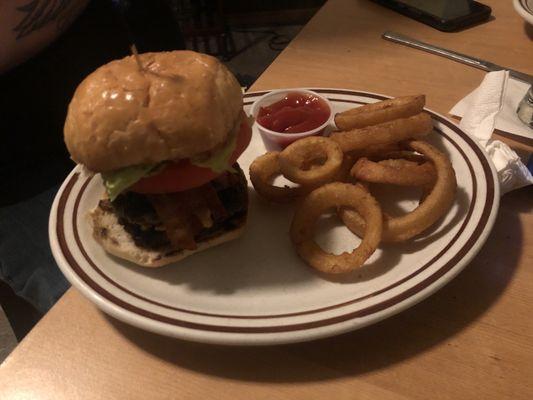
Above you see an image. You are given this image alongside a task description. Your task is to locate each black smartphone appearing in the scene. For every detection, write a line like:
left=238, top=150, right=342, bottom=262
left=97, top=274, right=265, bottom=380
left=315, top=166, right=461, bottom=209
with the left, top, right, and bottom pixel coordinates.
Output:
left=371, top=0, right=492, bottom=32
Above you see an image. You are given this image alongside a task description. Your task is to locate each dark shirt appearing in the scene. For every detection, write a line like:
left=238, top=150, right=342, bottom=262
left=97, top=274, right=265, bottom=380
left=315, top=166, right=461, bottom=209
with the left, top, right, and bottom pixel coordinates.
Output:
left=0, top=0, right=184, bottom=206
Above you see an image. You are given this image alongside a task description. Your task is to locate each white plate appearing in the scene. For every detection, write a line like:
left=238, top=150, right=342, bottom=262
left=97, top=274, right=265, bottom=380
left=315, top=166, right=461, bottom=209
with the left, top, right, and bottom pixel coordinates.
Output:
left=514, top=0, right=533, bottom=24
left=49, top=89, right=499, bottom=345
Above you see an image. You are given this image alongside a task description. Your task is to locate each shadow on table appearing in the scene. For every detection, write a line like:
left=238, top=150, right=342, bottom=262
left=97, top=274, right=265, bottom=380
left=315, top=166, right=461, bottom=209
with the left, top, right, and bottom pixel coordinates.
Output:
left=524, top=21, right=533, bottom=40
left=106, top=187, right=529, bottom=383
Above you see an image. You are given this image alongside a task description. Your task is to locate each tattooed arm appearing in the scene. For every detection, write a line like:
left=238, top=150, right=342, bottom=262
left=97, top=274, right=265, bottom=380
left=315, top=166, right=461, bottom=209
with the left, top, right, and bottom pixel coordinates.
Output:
left=0, top=0, right=89, bottom=73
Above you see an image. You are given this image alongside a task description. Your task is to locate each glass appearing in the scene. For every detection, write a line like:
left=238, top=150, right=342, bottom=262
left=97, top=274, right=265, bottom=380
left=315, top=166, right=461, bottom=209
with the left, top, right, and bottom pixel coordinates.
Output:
left=517, top=86, right=533, bottom=128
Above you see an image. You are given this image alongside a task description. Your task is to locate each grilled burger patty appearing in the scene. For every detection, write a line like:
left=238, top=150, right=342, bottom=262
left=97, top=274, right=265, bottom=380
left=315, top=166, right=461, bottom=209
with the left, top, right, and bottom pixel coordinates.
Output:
left=98, top=164, right=248, bottom=251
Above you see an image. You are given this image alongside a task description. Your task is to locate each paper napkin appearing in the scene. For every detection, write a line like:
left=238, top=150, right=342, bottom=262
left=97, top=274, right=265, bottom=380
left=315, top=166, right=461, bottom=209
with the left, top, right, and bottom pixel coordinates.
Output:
left=449, top=71, right=532, bottom=194
left=450, top=72, right=533, bottom=142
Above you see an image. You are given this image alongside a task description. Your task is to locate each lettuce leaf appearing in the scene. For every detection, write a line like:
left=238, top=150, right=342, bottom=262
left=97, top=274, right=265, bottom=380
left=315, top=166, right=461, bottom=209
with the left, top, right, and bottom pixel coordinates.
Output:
left=102, top=117, right=251, bottom=200
left=190, top=127, right=238, bottom=174
left=101, top=164, right=158, bottom=201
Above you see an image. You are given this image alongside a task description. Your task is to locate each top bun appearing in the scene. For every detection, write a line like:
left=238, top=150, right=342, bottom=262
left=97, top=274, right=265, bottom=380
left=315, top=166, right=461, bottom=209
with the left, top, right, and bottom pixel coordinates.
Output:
left=64, top=51, right=243, bottom=172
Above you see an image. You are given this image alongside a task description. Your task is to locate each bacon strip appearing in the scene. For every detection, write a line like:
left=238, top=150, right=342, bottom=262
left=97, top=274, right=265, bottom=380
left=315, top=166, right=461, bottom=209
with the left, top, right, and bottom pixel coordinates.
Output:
left=147, top=183, right=228, bottom=251
left=148, top=194, right=198, bottom=250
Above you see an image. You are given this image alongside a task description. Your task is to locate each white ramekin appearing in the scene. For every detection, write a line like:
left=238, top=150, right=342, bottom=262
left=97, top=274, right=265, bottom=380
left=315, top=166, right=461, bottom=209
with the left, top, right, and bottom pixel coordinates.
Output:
left=250, top=89, right=333, bottom=151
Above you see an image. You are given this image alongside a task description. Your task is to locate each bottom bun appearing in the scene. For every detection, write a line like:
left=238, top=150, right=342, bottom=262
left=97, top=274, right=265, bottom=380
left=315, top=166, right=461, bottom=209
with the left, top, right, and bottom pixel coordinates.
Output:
left=89, top=206, right=246, bottom=268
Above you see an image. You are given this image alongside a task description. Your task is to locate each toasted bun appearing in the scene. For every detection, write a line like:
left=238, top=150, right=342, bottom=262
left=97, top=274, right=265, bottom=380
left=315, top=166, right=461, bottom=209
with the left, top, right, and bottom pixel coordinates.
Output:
left=89, top=205, right=246, bottom=268
left=64, top=51, right=243, bottom=172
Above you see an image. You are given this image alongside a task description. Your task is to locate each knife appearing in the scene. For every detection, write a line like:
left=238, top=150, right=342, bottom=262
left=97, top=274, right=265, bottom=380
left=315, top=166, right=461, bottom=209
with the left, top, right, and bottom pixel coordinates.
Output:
left=382, top=31, right=533, bottom=85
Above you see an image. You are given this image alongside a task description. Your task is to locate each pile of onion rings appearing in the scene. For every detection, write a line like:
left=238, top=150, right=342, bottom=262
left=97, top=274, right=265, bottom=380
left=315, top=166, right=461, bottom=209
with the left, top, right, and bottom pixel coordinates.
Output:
left=249, top=94, right=457, bottom=275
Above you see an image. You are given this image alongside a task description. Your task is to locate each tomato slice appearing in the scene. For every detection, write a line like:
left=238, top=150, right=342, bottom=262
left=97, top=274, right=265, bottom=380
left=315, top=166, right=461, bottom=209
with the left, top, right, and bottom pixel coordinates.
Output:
left=130, top=113, right=252, bottom=194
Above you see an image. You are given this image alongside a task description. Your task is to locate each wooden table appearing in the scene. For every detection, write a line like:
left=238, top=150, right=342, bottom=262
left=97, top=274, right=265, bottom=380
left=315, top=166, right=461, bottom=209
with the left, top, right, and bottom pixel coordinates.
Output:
left=1, top=1, right=532, bottom=398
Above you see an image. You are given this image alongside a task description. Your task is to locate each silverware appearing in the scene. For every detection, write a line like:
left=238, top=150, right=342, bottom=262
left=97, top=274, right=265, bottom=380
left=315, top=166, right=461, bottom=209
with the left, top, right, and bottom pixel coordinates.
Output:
left=382, top=31, right=533, bottom=128
left=382, top=31, right=533, bottom=85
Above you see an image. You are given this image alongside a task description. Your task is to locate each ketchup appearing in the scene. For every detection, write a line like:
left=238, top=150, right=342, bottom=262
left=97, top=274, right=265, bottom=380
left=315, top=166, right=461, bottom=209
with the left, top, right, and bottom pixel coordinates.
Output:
left=257, top=92, right=330, bottom=133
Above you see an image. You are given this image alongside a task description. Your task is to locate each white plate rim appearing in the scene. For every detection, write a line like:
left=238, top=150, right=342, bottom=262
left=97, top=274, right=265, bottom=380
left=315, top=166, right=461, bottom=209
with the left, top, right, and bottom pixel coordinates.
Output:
left=49, top=88, right=500, bottom=345
left=514, top=0, right=533, bottom=24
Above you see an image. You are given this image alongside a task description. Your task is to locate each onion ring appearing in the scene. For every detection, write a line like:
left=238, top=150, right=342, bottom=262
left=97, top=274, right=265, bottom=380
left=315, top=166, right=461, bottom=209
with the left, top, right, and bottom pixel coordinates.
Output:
left=345, top=142, right=402, bottom=161
left=330, top=112, right=433, bottom=153
left=290, top=183, right=382, bottom=274
left=279, top=137, right=343, bottom=186
left=351, top=157, right=436, bottom=187
left=337, top=187, right=427, bottom=240
left=335, top=153, right=357, bottom=182
left=335, top=95, right=425, bottom=130
left=249, top=152, right=310, bottom=203
left=376, top=150, right=428, bottom=164
left=340, top=140, right=456, bottom=242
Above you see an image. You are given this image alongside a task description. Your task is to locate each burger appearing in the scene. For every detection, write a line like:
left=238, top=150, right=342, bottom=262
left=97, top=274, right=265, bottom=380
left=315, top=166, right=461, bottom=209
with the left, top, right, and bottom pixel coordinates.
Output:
left=64, top=51, right=252, bottom=267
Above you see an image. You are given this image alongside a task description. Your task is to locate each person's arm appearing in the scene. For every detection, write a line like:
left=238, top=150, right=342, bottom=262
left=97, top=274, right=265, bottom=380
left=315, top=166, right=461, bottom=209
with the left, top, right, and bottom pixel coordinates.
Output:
left=0, top=0, right=89, bottom=73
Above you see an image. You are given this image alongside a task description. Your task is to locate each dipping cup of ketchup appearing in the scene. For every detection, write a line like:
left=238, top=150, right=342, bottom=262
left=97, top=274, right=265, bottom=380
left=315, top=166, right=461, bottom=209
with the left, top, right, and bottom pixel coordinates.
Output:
left=251, top=89, right=332, bottom=150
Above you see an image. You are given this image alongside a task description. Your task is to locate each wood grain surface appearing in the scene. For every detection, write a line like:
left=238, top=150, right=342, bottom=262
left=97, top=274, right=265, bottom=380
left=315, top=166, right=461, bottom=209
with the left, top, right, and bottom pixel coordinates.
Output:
left=1, top=1, right=532, bottom=399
